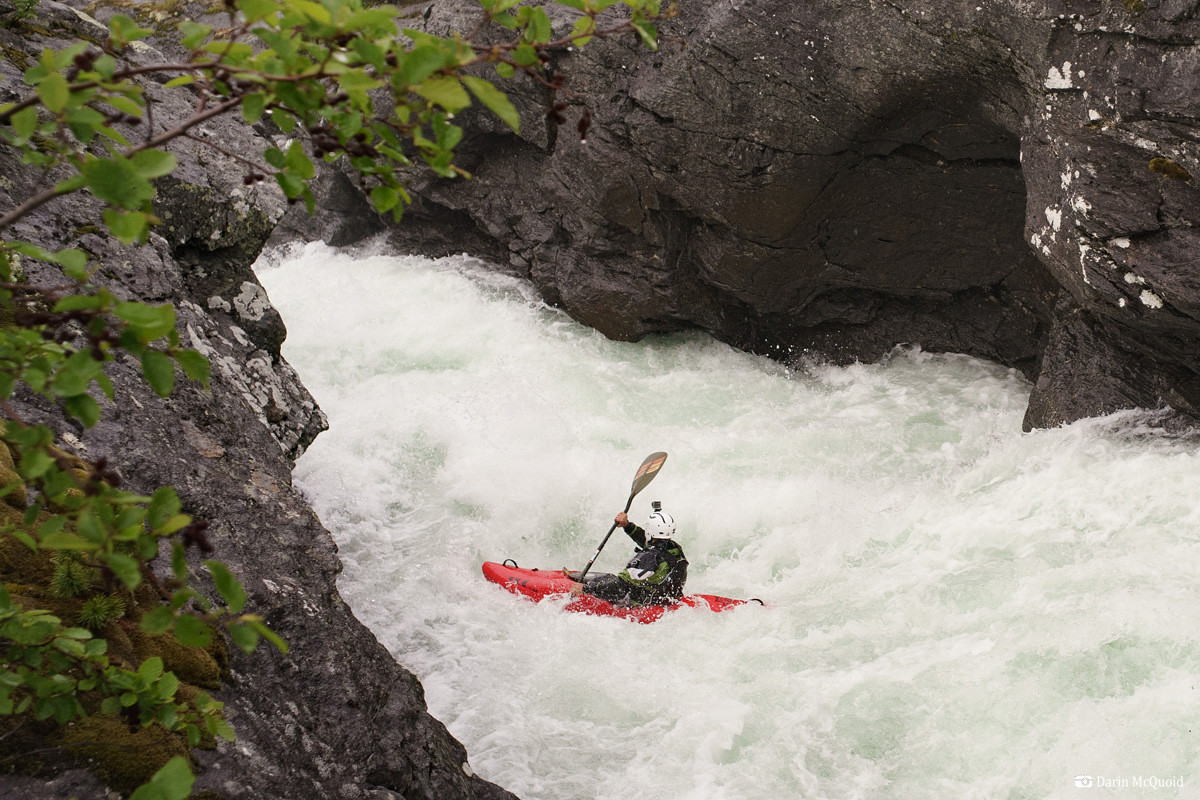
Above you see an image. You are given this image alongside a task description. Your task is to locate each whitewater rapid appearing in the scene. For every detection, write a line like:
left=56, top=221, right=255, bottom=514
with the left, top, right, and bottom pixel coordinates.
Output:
left=256, top=243, right=1200, bottom=800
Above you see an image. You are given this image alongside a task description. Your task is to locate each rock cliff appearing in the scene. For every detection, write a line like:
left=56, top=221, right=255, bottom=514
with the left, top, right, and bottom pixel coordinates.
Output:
left=343, top=0, right=1200, bottom=432
left=0, top=1, right=515, bottom=798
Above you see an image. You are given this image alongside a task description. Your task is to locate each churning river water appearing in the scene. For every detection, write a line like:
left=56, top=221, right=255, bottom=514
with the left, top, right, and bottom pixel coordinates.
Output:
left=256, top=242, right=1200, bottom=800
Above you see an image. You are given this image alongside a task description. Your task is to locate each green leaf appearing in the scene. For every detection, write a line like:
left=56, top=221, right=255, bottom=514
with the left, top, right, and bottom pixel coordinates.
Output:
left=81, top=157, right=154, bottom=210
left=157, top=671, right=179, bottom=701
left=147, top=486, right=181, bottom=530
left=159, top=514, right=190, bottom=535
left=9, top=529, right=36, bottom=551
left=128, top=757, right=195, bottom=800
left=204, top=560, right=246, bottom=613
left=633, top=19, right=658, bottom=51
left=246, top=617, right=287, bottom=654
left=102, top=209, right=149, bottom=245
left=178, top=22, right=213, bottom=49
left=242, top=92, right=268, bottom=124
left=10, top=106, right=38, bottom=139
left=53, top=637, right=86, bottom=657
left=141, top=350, right=174, bottom=398
left=39, top=530, right=98, bottom=550
left=272, top=108, right=297, bottom=133
left=284, top=140, right=314, bottom=180
left=64, top=394, right=101, bottom=428
left=163, top=76, right=195, bottom=89
left=512, top=43, right=539, bottom=66
left=522, top=6, right=552, bottom=43
left=396, top=45, right=449, bottom=87
left=170, top=541, right=187, bottom=581
left=416, top=77, right=470, bottom=113
left=103, top=94, right=144, bottom=118
left=54, top=174, right=86, bottom=194
left=140, top=605, right=174, bottom=635
left=283, top=0, right=330, bottom=23
left=432, top=116, right=463, bottom=150
left=137, top=655, right=164, bottom=684
left=337, top=69, right=382, bottom=93
left=369, top=185, right=400, bottom=213
left=172, top=349, right=210, bottom=385
left=49, top=248, right=88, bottom=274
left=238, top=0, right=279, bottom=22
left=53, top=350, right=100, bottom=396
left=494, top=61, right=514, bottom=79
left=96, top=373, right=114, bottom=401
left=115, top=302, right=176, bottom=341
left=108, top=15, right=153, bottom=48
left=18, top=448, right=54, bottom=480
left=93, top=55, right=116, bottom=80
left=228, top=621, right=259, bottom=653
left=208, top=714, right=236, bottom=742
left=462, top=76, right=519, bottom=133
left=156, top=703, right=178, bottom=729
left=37, top=73, right=69, bottom=114
left=275, top=171, right=304, bottom=199
left=170, top=587, right=196, bottom=611
left=76, top=506, right=105, bottom=542
left=173, top=613, right=211, bottom=648
left=106, top=551, right=142, bottom=589
left=130, top=150, right=177, bottom=179
left=9, top=241, right=53, bottom=260
left=570, top=15, right=595, bottom=46
left=350, top=37, right=386, bottom=70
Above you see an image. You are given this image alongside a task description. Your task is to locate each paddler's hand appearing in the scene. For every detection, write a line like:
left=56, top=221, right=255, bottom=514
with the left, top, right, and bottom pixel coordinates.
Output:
left=569, top=582, right=584, bottom=596
left=614, top=512, right=628, bottom=528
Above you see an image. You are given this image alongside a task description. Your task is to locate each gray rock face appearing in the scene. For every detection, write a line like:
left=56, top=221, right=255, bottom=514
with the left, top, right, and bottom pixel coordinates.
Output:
left=355, top=0, right=1200, bottom=430
left=0, top=3, right=514, bottom=799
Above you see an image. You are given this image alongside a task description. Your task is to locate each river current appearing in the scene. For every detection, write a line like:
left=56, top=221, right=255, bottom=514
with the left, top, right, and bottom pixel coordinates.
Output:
left=256, top=243, right=1200, bottom=800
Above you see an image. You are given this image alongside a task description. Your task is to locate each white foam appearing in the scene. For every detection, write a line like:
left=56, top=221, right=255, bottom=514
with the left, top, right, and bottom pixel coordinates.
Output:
left=259, top=244, right=1200, bottom=800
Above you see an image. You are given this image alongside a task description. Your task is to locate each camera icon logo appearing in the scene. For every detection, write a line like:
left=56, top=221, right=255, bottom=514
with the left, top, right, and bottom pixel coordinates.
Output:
left=1074, top=776, right=1094, bottom=788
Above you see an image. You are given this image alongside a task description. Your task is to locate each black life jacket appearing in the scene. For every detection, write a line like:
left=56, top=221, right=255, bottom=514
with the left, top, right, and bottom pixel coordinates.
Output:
left=619, top=539, right=688, bottom=604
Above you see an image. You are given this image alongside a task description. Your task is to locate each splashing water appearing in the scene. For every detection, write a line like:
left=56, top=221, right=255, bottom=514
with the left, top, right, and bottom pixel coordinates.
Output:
left=256, top=243, right=1200, bottom=800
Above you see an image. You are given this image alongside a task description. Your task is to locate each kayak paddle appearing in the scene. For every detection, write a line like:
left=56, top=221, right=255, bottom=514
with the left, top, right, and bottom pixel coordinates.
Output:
left=576, top=451, right=667, bottom=583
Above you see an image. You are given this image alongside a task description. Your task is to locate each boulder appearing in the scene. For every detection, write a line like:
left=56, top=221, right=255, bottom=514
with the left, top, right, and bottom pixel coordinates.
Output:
left=0, top=2, right=514, bottom=798
left=321, top=0, right=1200, bottom=430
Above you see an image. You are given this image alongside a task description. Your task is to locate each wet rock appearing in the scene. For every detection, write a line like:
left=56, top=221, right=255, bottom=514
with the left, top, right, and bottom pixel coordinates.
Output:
left=327, top=0, right=1200, bottom=429
left=0, top=4, right=514, bottom=799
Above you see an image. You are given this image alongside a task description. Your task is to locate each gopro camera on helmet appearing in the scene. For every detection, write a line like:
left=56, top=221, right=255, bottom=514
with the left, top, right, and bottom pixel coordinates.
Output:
left=651, top=501, right=662, bottom=512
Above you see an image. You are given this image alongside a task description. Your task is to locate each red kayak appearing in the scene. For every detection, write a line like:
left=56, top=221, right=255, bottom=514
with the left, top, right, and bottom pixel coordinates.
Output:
left=482, top=560, right=759, bottom=624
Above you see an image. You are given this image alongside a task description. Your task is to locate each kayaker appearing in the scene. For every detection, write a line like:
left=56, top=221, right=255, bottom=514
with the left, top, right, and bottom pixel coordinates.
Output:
left=570, top=502, right=689, bottom=606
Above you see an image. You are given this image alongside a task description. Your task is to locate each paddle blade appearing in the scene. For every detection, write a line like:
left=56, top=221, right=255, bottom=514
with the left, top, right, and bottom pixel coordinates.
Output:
left=630, top=451, right=667, bottom=497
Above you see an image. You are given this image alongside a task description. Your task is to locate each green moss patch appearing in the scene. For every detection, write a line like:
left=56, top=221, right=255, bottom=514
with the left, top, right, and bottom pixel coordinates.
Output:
left=53, top=716, right=192, bottom=795
left=1150, top=157, right=1193, bottom=181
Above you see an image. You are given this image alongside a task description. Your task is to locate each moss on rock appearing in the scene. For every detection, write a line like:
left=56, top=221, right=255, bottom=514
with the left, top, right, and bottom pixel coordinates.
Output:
left=0, top=434, right=233, bottom=793
left=53, top=716, right=192, bottom=795
left=1149, top=157, right=1192, bottom=181
left=128, top=626, right=222, bottom=690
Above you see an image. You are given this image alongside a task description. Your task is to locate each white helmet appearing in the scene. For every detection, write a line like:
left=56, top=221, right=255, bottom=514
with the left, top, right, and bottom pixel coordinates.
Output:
left=645, top=507, right=676, bottom=540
